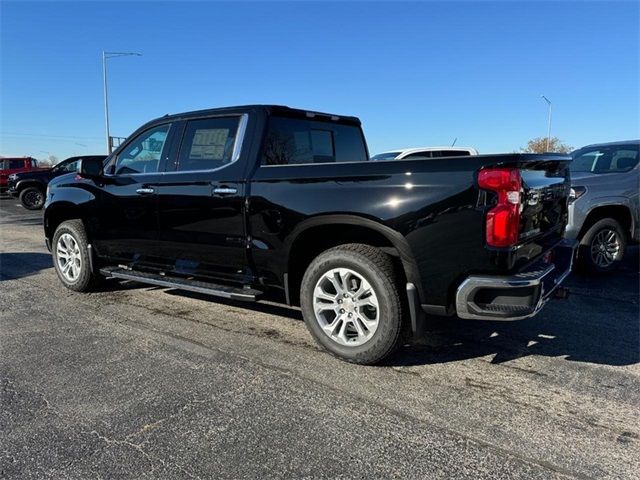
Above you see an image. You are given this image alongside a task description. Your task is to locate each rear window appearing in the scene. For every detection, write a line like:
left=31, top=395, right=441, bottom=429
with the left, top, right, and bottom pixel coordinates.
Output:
left=571, top=145, right=639, bottom=174
left=262, top=117, right=368, bottom=165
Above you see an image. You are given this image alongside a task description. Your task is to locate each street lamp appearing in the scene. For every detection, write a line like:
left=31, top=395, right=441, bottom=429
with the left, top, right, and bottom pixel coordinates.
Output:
left=540, top=95, right=552, bottom=152
left=102, top=51, right=142, bottom=153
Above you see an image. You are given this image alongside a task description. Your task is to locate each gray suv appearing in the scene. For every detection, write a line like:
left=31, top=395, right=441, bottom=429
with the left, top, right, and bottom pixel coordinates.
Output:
left=566, top=140, right=639, bottom=273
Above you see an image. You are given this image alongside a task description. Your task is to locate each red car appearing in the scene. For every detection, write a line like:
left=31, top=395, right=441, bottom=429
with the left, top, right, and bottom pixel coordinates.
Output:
left=0, top=157, right=41, bottom=193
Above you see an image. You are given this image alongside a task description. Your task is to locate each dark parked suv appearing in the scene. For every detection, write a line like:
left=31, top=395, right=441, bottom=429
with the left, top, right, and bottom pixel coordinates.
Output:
left=8, top=155, right=106, bottom=209
left=44, top=105, right=575, bottom=364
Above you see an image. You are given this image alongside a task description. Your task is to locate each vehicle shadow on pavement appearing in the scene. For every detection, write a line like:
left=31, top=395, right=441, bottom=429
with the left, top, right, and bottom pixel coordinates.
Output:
left=94, top=247, right=639, bottom=369
left=2, top=217, right=43, bottom=227
left=0, top=252, right=52, bottom=281
left=387, top=309, right=639, bottom=368
left=387, top=247, right=639, bottom=368
left=164, top=289, right=303, bottom=321
left=95, top=278, right=161, bottom=293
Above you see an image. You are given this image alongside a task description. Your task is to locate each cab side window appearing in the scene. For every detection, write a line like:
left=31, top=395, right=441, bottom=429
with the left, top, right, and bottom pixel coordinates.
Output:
left=54, top=160, right=79, bottom=173
left=610, top=148, right=639, bottom=171
left=63, top=160, right=79, bottom=172
left=262, top=117, right=368, bottom=165
left=404, top=152, right=432, bottom=159
left=435, top=150, right=471, bottom=157
left=176, top=117, right=240, bottom=172
left=1, top=159, right=25, bottom=169
left=110, top=124, right=171, bottom=175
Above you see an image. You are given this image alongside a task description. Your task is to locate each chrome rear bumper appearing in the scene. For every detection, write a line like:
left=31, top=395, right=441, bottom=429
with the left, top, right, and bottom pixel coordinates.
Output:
left=455, top=241, right=577, bottom=321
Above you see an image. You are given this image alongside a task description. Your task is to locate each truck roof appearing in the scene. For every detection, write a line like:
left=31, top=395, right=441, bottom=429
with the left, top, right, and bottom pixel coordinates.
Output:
left=576, top=139, right=640, bottom=149
left=153, top=104, right=362, bottom=126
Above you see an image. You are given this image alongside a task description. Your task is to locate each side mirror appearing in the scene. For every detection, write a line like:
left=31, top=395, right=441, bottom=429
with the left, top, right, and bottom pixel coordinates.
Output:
left=77, top=157, right=104, bottom=179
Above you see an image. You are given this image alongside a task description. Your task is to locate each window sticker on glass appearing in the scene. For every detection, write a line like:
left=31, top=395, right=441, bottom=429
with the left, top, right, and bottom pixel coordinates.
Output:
left=189, top=129, right=230, bottom=160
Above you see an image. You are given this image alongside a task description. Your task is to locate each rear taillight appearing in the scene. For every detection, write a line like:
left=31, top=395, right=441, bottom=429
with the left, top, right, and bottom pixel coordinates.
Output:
left=478, top=167, right=522, bottom=247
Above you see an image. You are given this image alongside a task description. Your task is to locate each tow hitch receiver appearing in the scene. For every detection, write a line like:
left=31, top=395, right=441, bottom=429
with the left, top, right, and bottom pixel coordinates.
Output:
left=554, top=286, right=570, bottom=299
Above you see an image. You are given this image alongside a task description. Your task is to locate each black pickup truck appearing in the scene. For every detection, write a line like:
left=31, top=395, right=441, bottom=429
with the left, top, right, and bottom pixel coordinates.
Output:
left=44, top=105, right=575, bottom=364
left=8, top=155, right=106, bottom=209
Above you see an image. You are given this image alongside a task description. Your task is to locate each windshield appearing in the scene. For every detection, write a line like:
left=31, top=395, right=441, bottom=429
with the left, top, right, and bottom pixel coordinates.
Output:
left=571, top=145, right=639, bottom=174
left=371, top=152, right=401, bottom=161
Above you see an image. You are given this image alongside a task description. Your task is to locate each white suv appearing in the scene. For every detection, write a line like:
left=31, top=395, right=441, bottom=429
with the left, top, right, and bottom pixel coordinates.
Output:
left=371, top=146, right=478, bottom=161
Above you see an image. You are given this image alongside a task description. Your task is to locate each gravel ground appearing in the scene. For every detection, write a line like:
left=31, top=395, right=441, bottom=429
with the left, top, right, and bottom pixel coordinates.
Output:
left=1, top=196, right=638, bottom=479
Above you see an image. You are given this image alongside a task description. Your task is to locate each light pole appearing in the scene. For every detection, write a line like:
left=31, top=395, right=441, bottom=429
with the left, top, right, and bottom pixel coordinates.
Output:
left=541, top=95, right=552, bottom=152
left=103, top=51, right=142, bottom=153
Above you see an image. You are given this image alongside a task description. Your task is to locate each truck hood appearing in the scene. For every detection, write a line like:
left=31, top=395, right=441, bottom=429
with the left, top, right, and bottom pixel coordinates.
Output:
left=11, top=168, right=52, bottom=180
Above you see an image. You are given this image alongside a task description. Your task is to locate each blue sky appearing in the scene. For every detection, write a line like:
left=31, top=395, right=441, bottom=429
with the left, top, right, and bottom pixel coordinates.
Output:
left=1, top=1, right=638, bottom=160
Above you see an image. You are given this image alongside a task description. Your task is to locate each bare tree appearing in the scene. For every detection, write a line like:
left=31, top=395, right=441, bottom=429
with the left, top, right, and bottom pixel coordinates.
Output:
left=521, top=137, right=572, bottom=154
left=38, top=155, right=59, bottom=167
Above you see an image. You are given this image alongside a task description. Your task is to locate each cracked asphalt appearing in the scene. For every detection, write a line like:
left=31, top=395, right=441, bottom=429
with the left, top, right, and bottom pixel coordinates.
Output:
left=1, top=196, right=638, bottom=479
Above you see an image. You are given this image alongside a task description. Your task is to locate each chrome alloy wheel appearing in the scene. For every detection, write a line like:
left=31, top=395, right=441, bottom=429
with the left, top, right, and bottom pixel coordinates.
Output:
left=313, top=267, right=380, bottom=347
left=590, top=228, right=621, bottom=268
left=56, top=233, right=82, bottom=282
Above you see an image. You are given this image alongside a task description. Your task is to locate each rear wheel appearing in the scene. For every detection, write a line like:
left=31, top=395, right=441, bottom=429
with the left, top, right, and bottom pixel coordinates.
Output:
left=52, top=220, right=102, bottom=291
left=300, top=244, right=404, bottom=364
left=578, top=218, right=627, bottom=274
left=19, top=186, right=45, bottom=210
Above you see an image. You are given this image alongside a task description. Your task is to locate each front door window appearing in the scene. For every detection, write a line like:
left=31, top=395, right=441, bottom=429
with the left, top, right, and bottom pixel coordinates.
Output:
left=109, top=124, right=171, bottom=175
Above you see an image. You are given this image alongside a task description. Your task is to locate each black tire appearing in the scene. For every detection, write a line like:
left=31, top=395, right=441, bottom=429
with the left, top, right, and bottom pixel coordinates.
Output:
left=19, top=186, right=45, bottom=210
left=578, top=218, right=627, bottom=274
left=300, top=243, right=404, bottom=365
left=52, top=220, right=101, bottom=292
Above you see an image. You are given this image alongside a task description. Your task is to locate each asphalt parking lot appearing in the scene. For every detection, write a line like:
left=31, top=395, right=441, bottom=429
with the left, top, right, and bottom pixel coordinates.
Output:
left=1, top=196, right=638, bottom=479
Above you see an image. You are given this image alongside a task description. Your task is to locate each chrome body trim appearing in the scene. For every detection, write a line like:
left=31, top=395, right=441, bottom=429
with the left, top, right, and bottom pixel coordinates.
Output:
left=455, top=242, right=576, bottom=321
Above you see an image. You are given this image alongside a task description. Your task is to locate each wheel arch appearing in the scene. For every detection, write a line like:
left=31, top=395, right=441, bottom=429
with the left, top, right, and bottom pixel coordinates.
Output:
left=284, top=215, right=423, bottom=305
left=15, top=180, right=45, bottom=193
left=578, top=204, right=634, bottom=241
left=44, top=202, right=87, bottom=241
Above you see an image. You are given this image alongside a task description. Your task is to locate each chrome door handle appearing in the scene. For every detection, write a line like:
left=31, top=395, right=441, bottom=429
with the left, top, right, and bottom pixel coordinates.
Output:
left=213, top=187, right=238, bottom=195
left=136, top=187, right=155, bottom=195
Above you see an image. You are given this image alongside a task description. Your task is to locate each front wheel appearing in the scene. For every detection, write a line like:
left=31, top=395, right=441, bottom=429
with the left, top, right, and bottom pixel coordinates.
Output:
left=578, top=218, right=627, bottom=274
left=19, top=187, right=45, bottom=210
left=300, top=244, right=404, bottom=364
left=52, top=220, right=102, bottom=291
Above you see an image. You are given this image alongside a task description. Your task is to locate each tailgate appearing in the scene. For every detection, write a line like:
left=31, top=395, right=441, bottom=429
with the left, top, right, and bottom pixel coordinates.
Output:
left=519, top=160, right=571, bottom=243
left=476, top=153, right=572, bottom=255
